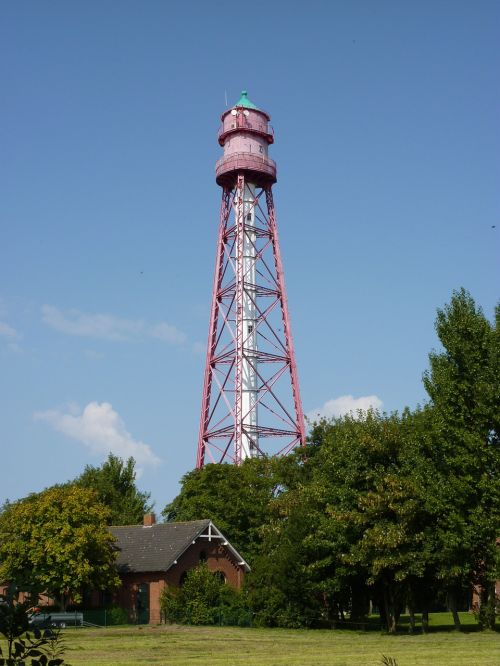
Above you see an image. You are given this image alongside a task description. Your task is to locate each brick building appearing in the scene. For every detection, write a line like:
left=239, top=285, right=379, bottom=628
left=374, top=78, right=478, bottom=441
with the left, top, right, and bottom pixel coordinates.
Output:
left=1, top=515, right=249, bottom=625
left=106, top=515, right=250, bottom=624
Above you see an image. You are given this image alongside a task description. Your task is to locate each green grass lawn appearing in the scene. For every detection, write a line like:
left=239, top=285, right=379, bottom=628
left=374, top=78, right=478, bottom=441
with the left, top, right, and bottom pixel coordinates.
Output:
left=59, top=614, right=500, bottom=666
left=2, top=614, right=499, bottom=665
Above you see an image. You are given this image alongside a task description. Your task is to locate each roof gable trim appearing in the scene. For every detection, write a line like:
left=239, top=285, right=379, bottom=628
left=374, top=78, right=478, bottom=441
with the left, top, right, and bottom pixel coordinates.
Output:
left=165, top=521, right=250, bottom=573
left=194, top=522, right=251, bottom=572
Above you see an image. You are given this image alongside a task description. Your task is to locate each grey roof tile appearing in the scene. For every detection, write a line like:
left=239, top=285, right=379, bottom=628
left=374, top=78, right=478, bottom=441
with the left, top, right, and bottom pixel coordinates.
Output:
left=109, top=520, right=211, bottom=573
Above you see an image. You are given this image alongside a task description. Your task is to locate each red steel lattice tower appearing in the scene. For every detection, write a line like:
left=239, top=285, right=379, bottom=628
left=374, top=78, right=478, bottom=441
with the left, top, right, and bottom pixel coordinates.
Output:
left=196, top=91, right=305, bottom=468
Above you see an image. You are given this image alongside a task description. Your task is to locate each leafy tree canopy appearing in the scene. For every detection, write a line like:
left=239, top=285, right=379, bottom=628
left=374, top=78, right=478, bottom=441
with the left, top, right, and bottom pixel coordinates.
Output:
left=75, top=453, right=152, bottom=525
left=424, top=288, right=499, bottom=438
left=422, top=288, right=500, bottom=628
left=162, top=458, right=278, bottom=562
left=0, top=486, right=120, bottom=609
left=248, top=409, right=438, bottom=632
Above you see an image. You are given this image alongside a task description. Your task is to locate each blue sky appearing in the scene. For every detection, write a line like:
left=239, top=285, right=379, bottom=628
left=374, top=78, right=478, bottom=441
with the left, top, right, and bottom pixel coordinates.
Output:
left=1, top=1, right=498, bottom=513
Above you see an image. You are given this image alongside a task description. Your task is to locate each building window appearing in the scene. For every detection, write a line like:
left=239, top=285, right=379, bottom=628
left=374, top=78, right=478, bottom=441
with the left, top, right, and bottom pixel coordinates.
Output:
left=199, top=550, right=207, bottom=563
left=180, top=571, right=188, bottom=586
left=213, top=571, right=226, bottom=585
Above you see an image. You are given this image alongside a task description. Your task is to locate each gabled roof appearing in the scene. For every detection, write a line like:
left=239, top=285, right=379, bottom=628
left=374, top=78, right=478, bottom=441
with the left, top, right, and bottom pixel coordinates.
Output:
left=109, top=520, right=250, bottom=574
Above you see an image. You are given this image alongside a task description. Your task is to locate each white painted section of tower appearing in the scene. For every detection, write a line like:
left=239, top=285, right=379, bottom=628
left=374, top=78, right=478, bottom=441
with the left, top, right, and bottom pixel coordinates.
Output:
left=240, top=181, right=258, bottom=459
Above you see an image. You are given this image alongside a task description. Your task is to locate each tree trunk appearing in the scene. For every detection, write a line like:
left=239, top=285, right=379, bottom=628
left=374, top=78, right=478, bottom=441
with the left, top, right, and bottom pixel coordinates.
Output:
left=383, top=585, right=397, bottom=634
left=59, top=590, right=69, bottom=612
left=447, top=589, right=462, bottom=631
left=406, top=584, right=416, bottom=634
left=486, top=583, right=497, bottom=631
left=382, top=587, right=390, bottom=632
left=321, top=591, right=329, bottom=623
left=421, top=608, right=429, bottom=634
left=350, top=579, right=369, bottom=621
left=388, top=608, right=397, bottom=634
left=408, top=605, right=416, bottom=634
left=378, top=594, right=387, bottom=630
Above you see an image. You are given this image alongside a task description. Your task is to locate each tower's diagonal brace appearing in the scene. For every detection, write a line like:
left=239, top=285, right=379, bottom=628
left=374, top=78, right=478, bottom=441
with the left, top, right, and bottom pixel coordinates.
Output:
left=197, top=177, right=305, bottom=467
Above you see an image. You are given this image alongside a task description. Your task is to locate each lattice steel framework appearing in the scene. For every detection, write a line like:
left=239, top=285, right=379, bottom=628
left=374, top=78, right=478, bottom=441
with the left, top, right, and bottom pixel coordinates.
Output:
left=196, top=93, right=305, bottom=467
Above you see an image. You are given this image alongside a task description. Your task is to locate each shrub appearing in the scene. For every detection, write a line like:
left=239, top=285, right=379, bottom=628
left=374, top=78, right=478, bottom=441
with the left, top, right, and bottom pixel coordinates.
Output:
left=160, top=564, right=251, bottom=626
left=473, top=594, right=498, bottom=631
left=160, top=587, right=183, bottom=624
left=0, top=585, right=68, bottom=665
left=106, top=605, right=128, bottom=626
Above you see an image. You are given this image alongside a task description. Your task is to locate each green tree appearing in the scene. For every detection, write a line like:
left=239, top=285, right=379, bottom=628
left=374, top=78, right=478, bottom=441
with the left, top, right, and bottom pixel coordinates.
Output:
left=302, top=410, right=438, bottom=633
left=160, top=563, right=247, bottom=626
left=423, top=289, right=500, bottom=629
left=75, top=454, right=152, bottom=525
left=247, top=409, right=442, bottom=632
left=0, top=486, right=120, bottom=609
left=174, top=563, right=222, bottom=625
left=162, top=458, right=278, bottom=562
left=342, top=413, right=436, bottom=632
left=246, top=481, right=320, bottom=628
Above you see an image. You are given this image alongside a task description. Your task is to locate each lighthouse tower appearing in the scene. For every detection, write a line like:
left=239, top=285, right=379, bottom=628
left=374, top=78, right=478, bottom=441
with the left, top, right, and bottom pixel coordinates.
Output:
left=196, top=91, right=305, bottom=467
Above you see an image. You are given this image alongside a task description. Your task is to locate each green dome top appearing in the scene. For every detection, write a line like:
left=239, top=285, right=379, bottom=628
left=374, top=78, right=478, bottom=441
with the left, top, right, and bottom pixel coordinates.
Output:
left=234, top=90, right=259, bottom=110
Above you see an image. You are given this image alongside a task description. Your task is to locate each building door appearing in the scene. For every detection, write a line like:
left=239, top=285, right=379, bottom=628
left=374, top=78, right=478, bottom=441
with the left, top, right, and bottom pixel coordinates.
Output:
left=136, top=583, right=150, bottom=624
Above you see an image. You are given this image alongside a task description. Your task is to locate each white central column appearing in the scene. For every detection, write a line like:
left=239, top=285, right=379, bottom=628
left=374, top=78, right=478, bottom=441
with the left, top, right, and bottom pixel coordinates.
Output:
left=240, top=182, right=258, bottom=459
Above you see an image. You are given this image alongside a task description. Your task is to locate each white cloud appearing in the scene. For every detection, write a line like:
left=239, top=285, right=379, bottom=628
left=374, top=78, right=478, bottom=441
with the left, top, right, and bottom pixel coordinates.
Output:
left=150, top=322, right=186, bottom=345
left=41, top=305, right=185, bottom=345
left=306, top=394, right=383, bottom=421
left=0, top=321, right=18, bottom=339
left=34, top=401, right=161, bottom=469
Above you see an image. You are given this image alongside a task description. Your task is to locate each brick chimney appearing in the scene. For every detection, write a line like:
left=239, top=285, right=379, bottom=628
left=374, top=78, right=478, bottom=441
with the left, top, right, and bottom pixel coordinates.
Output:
left=143, top=513, right=156, bottom=527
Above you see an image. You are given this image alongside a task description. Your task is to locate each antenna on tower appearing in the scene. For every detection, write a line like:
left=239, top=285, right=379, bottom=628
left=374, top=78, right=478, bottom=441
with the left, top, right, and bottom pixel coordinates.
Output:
left=224, top=90, right=228, bottom=107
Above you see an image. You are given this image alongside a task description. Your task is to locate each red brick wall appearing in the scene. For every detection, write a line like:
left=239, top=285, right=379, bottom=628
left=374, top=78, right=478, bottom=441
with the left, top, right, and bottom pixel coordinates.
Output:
left=167, top=538, right=244, bottom=589
left=111, top=571, right=166, bottom=624
left=111, top=541, right=246, bottom=624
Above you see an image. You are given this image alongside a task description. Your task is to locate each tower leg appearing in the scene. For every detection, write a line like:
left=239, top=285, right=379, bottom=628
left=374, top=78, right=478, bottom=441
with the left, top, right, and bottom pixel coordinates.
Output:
left=197, top=188, right=232, bottom=468
left=266, top=187, right=306, bottom=448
